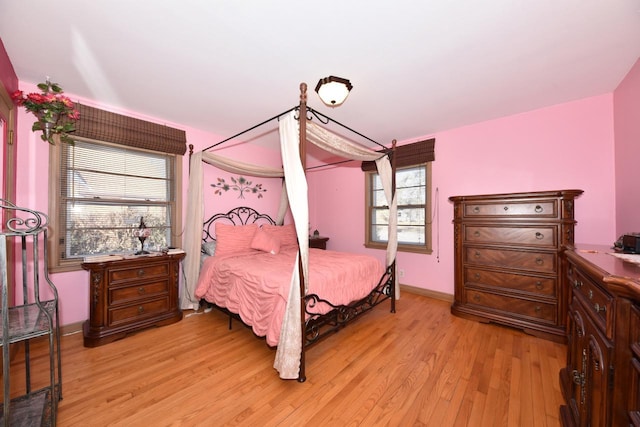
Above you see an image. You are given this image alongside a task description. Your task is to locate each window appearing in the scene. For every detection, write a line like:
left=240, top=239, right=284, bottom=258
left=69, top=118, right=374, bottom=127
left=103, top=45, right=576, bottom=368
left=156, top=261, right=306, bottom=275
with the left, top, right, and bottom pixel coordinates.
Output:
left=363, top=138, right=435, bottom=254
left=48, top=104, right=185, bottom=271
left=366, top=163, right=432, bottom=253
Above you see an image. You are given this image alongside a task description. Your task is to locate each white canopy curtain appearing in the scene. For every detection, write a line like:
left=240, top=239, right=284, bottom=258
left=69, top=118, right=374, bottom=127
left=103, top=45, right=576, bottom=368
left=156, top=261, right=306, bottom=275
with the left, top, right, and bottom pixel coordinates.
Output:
left=181, top=110, right=397, bottom=379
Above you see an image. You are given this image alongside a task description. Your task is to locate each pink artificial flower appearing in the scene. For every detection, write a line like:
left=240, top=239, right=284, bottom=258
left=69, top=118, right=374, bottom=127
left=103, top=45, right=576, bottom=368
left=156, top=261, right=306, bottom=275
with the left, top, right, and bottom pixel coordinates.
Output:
left=10, top=90, right=24, bottom=103
left=26, top=93, right=46, bottom=104
left=60, top=97, right=74, bottom=108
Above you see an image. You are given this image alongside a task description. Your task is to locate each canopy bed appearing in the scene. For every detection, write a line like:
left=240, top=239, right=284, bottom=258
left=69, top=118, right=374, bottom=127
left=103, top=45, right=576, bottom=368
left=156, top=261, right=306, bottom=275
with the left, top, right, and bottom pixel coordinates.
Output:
left=181, top=83, right=398, bottom=381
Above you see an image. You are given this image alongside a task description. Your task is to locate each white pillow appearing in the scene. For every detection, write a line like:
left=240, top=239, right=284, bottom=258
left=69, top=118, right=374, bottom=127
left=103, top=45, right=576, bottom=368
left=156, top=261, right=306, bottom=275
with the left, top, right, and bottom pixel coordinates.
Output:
left=201, top=241, right=217, bottom=256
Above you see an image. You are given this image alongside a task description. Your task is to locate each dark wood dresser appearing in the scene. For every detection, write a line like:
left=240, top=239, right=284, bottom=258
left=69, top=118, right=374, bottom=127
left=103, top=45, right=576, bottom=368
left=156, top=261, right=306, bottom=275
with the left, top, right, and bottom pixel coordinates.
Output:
left=82, top=252, right=185, bottom=347
left=449, top=189, right=583, bottom=342
left=560, top=245, right=640, bottom=426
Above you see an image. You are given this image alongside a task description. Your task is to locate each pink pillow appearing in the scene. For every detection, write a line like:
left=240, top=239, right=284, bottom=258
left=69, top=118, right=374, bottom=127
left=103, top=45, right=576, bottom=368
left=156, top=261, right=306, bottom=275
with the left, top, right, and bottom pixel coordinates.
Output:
left=250, top=227, right=281, bottom=254
left=261, top=224, right=298, bottom=248
left=215, top=223, right=258, bottom=256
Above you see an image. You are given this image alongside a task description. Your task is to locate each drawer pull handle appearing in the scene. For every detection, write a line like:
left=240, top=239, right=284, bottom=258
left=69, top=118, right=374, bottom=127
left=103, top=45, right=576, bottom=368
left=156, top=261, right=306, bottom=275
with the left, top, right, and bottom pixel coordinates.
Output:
left=138, top=287, right=145, bottom=294
left=573, top=279, right=582, bottom=289
left=535, top=258, right=544, bottom=265
left=535, top=281, right=543, bottom=290
left=138, top=306, right=144, bottom=314
left=474, top=273, right=481, bottom=280
left=534, top=306, right=542, bottom=313
left=535, top=232, right=544, bottom=240
left=472, top=206, right=480, bottom=213
left=473, top=294, right=481, bottom=302
left=588, top=289, right=593, bottom=299
left=535, top=205, right=543, bottom=213
left=137, top=269, right=145, bottom=277
left=572, top=369, right=585, bottom=386
left=474, top=251, right=481, bottom=258
left=594, top=303, right=606, bottom=313
left=474, top=231, right=480, bottom=237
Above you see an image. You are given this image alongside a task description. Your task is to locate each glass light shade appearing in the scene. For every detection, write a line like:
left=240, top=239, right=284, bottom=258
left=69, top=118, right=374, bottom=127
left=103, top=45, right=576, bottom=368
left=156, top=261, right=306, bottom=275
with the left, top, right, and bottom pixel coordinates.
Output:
left=315, top=76, right=352, bottom=107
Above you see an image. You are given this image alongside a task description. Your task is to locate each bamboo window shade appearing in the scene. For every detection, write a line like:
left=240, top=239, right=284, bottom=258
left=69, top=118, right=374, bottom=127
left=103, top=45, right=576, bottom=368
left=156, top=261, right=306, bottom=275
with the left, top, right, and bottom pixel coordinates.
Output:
left=361, top=138, right=435, bottom=171
left=72, top=104, right=187, bottom=155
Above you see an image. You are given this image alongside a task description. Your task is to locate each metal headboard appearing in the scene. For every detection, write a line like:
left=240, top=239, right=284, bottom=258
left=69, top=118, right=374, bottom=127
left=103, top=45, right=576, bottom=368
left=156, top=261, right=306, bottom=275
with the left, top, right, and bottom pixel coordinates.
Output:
left=202, top=206, right=276, bottom=243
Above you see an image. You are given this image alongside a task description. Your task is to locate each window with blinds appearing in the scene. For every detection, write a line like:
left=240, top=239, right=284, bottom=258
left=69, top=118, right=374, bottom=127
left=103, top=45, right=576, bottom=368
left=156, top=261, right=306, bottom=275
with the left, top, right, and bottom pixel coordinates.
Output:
left=363, top=138, right=434, bottom=254
left=58, top=139, right=176, bottom=260
left=47, top=104, right=185, bottom=271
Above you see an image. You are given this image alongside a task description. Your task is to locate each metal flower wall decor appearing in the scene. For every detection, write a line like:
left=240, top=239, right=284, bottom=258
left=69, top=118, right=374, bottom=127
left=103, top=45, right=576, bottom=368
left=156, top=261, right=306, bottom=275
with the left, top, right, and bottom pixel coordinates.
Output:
left=211, top=176, right=266, bottom=199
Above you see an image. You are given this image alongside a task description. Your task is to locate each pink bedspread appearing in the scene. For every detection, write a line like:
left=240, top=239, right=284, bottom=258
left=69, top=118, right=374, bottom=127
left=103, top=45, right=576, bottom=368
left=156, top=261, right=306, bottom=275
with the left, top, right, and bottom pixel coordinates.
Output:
left=195, top=246, right=385, bottom=346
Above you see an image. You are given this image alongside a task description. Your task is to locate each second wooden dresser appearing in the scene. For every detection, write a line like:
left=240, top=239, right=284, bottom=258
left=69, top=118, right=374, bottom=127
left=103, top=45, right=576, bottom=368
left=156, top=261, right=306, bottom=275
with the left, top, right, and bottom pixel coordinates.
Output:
left=449, top=189, right=583, bottom=342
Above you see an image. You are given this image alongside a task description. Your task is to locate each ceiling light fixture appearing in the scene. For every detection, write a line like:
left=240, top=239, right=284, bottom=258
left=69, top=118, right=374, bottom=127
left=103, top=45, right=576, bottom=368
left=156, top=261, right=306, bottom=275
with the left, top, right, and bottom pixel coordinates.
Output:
left=315, top=76, right=353, bottom=107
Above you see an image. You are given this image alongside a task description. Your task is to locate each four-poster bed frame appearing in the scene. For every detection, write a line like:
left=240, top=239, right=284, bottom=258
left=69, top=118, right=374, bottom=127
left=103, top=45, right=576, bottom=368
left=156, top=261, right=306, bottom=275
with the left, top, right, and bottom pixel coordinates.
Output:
left=185, top=83, right=398, bottom=381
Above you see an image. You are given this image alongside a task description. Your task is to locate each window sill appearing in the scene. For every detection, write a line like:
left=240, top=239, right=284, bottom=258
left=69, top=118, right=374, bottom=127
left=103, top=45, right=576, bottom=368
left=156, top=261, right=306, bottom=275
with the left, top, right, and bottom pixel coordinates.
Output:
left=364, top=242, right=432, bottom=254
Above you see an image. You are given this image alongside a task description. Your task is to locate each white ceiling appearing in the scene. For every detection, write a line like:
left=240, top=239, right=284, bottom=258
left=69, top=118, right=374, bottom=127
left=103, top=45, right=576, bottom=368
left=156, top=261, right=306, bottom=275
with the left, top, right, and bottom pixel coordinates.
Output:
left=1, top=1, right=639, bottom=149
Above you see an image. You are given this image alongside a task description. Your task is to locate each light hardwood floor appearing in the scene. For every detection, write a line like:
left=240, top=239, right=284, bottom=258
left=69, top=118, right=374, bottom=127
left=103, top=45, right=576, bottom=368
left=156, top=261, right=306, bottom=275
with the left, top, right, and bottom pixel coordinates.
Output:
left=6, top=293, right=565, bottom=426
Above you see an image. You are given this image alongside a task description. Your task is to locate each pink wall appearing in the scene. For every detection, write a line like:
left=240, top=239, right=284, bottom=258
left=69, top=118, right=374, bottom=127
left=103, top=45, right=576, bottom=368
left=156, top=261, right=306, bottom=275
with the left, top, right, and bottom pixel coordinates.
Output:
left=613, top=58, right=640, bottom=235
left=6, top=59, right=633, bottom=323
left=311, top=94, right=617, bottom=296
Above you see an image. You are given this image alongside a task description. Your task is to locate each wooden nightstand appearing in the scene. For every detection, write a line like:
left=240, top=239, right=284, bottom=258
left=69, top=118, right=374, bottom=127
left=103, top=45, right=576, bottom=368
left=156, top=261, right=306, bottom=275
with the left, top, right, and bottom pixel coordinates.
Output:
left=309, top=236, right=329, bottom=250
left=81, top=251, right=185, bottom=347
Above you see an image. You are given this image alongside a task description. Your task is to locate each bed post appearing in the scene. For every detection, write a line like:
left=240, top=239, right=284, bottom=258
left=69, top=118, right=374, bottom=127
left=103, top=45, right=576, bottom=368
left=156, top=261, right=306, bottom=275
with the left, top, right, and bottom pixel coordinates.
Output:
left=391, top=139, right=397, bottom=313
left=297, top=82, right=308, bottom=382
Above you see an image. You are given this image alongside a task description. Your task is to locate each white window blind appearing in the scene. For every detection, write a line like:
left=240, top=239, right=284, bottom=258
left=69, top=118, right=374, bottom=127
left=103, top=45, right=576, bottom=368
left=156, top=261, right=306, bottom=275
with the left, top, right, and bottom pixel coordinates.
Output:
left=59, top=139, right=175, bottom=259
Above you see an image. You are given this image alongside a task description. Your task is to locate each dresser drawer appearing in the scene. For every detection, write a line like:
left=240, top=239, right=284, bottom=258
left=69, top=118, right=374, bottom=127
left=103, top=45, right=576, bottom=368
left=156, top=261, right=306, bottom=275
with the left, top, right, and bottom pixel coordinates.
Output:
left=464, top=247, right=556, bottom=273
left=109, top=280, right=170, bottom=305
left=108, top=297, right=170, bottom=326
left=465, top=289, right=557, bottom=324
left=631, top=305, right=640, bottom=359
left=109, top=262, right=169, bottom=284
left=465, top=267, right=556, bottom=297
left=571, top=269, right=613, bottom=338
left=463, top=200, right=557, bottom=219
left=464, top=225, right=556, bottom=248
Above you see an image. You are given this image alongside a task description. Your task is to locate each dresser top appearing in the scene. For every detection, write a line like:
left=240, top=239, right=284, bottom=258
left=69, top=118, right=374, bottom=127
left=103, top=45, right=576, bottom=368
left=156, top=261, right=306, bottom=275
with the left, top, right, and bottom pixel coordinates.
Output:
left=567, top=244, right=640, bottom=300
left=449, top=189, right=583, bottom=202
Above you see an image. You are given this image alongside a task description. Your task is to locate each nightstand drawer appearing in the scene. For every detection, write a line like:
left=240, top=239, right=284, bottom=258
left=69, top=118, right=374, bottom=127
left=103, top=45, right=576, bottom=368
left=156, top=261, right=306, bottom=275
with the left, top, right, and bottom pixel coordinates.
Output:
left=464, top=225, right=556, bottom=247
left=464, top=247, right=556, bottom=273
left=109, top=262, right=169, bottom=284
left=109, top=297, right=170, bottom=326
left=109, top=280, right=170, bottom=305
